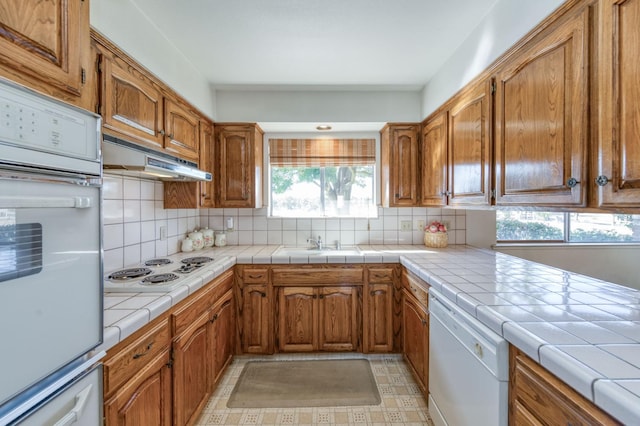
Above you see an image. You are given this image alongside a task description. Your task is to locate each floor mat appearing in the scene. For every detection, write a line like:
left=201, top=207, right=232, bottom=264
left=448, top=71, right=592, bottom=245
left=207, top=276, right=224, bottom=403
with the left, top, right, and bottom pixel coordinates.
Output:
left=226, top=359, right=381, bottom=408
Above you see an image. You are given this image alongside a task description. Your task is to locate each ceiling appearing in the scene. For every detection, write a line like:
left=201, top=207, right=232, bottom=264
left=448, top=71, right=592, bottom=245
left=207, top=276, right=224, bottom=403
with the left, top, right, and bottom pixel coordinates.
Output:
left=128, top=0, right=500, bottom=90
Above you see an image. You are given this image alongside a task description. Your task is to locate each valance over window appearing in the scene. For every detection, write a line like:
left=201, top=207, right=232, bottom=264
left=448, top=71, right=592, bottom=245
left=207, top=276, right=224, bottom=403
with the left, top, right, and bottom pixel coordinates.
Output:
left=269, top=139, right=376, bottom=167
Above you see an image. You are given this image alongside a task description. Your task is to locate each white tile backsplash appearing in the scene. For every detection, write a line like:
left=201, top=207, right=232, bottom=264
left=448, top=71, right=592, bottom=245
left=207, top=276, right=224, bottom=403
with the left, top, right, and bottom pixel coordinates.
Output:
left=101, top=173, right=467, bottom=271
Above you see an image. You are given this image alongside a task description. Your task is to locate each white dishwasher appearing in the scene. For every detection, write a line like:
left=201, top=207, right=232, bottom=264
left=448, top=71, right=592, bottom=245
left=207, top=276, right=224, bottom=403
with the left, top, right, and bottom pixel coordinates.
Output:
left=428, top=288, right=509, bottom=426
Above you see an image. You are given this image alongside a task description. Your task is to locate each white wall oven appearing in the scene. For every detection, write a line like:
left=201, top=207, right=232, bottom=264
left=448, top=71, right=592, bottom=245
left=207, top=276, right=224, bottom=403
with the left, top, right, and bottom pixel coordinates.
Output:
left=0, top=79, right=103, bottom=425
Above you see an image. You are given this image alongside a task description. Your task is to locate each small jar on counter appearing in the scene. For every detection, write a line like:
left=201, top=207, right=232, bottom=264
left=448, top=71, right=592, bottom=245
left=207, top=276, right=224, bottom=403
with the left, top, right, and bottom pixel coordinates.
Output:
left=214, top=231, right=227, bottom=247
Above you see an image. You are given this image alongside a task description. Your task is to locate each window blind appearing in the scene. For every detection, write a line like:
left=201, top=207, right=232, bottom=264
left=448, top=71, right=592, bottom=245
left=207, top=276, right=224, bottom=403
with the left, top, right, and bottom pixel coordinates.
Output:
left=269, top=139, right=376, bottom=166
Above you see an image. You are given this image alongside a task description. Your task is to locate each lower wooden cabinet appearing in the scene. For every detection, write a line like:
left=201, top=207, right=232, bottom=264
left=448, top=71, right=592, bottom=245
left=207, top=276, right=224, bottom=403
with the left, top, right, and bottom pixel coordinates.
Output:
left=104, top=270, right=234, bottom=426
left=402, top=290, right=429, bottom=395
left=364, top=266, right=398, bottom=353
left=103, top=319, right=172, bottom=425
left=172, top=310, right=211, bottom=426
left=509, top=346, right=620, bottom=425
left=236, top=266, right=272, bottom=354
left=276, top=286, right=360, bottom=352
left=401, top=269, right=429, bottom=396
left=104, top=347, right=172, bottom=426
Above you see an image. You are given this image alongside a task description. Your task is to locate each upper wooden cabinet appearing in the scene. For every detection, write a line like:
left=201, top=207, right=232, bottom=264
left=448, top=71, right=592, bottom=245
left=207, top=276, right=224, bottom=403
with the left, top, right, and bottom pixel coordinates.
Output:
left=93, top=31, right=203, bottom=163
left=0, top=0, right=92, bottom=109
left=199, top=120, right=215, bottom=208
left=380, top=124, right=420, bottom=207
left=494, top=5, right=590, bottom=207
left=164, top=98, right=200, bottom=162
left=594, top=0, right=640, bottom=209
left=421, top=112, right=448, bottom=207
left=98, top=46, right=165, bottom=151
left=448, top=79, right=492, bottom=206
left=215, top=123, right=264, bottom=208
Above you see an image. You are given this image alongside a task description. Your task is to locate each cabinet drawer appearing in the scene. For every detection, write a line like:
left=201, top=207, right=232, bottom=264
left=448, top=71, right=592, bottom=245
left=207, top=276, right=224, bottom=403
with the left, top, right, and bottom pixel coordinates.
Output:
left=172, top=269, right=234, bottom=335
left=272, top=266, right=363, bottom=285
left=403, top=273, right=428, bottom=307
left=103, top=319, right=171, bottom=396
left=242, top=268, right=269, bottom=283
left=368, top=267, right=395, bottom=283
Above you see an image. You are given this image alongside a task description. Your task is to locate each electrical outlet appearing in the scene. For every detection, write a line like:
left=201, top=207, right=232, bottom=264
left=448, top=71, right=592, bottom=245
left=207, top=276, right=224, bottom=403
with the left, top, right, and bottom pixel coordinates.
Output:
left=160, top=226, right=168, bottom=240
left=416, top=220, right=425, bottom=230
left=400, top=220, right=412, bottom=231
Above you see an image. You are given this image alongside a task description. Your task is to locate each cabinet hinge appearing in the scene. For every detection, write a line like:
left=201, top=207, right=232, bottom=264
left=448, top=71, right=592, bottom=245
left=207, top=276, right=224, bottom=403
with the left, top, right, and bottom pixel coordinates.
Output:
left=81, top=68, right=86, bottom=84
left=167, top=349, right=174, bottom=369
left=490, top=81, right=497, bottom=94
left=95, top=104, right=101, bottom=114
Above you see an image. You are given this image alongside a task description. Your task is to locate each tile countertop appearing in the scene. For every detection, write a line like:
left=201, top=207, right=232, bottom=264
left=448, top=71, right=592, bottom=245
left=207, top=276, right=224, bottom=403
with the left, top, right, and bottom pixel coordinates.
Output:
left=99, top=244, right=640, bottom=424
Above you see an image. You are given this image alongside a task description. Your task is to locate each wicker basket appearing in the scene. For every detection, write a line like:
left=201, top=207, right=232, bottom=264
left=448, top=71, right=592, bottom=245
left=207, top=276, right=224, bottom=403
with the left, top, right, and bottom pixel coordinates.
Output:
left=424, top=231, right=448, bottom=248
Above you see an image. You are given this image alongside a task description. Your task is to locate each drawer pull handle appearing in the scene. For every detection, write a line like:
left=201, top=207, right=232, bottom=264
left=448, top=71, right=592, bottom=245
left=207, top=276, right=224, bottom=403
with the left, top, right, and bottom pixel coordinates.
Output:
left=132, top=342, right=153, bottom=359
left=249, top=274, right=263, bottom=279
left=210, top=313, right=218, bottom=323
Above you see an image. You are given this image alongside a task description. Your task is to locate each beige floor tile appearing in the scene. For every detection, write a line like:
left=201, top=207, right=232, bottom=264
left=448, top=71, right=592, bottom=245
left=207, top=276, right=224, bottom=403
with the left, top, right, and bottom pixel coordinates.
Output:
left=194, top=353, right=433, bottom=426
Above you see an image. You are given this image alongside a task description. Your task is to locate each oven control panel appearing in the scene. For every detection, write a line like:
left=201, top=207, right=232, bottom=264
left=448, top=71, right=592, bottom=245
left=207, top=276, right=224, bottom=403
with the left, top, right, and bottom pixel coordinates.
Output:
left=0, top=79, right=100, bottom=175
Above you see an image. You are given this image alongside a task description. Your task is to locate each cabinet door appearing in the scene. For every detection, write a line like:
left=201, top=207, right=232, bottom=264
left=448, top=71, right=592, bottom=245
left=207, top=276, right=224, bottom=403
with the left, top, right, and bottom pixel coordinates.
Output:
left=240, top=283, right=271, bottom=354
left=199, top=120, right=215, bottom=208
left=318, top=286, right=359, bottom=352
left=277, top=287, right=317, bottom=352
left=104, top=348, right=172, bottom=426
left=595, top=0, right=640, bottom=208
left=448, top=79, right=492, bottom=206
left=164, top=98, right=200, bottom=162
left=0, top=0, right=87, bottom=97
left=389, top=126, right=420, bottom=206
left=402, top=291, right=428, bottom=394
left=495, top=8, right=589, bottom=207
left=217, top=126, right=255, bottom=208
left=211, top=291, right=234, bottom=387
left=509, top=346, right=620, bottom=426
left=365, top=283, right=394, bottom=353
left=172, top=311, right=211, bottom=426
left=101, top=53, right=165, bottom=151
left=421, top=112, right=449, bottom=207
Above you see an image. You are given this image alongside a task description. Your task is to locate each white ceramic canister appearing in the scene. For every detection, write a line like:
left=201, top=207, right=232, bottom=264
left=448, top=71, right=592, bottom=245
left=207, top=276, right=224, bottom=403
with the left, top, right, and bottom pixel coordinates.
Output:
left=188, top=229, right=204, bottom=250
left=214, top=231, right=227, bottom=247
left=181, top=237, right=194, bottom=252
left=202, top=227, right=214, bottom=247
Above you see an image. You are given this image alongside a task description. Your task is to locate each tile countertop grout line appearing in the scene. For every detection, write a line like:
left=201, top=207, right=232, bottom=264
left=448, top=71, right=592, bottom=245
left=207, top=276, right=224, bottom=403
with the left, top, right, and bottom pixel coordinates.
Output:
left=99, top=244, right=640, bottom=424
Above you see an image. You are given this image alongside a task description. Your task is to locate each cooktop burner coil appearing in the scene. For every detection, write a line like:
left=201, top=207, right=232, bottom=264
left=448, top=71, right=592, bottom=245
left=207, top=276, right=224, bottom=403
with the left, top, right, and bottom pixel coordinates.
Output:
left=181, top=256, right=214, bottom=265
left=141, top=273, right=180, bottom=285
left=108, top=267, right=153, bottom=280
left=144, top=258, right=172, bottom=266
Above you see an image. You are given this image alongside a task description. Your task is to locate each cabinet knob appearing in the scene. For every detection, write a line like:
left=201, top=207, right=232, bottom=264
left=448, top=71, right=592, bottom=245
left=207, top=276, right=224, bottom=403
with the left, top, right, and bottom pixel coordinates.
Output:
left=319, top=294, right=324, bottom=299
left=566, top=177, right=580, bottom=188
left=595, top=175, right=610, bottom=187
left=159, top=129, right=165, bottom=136
left=261, top=292, right=267, bottom=298
left=421, top=319, right=427, bottom=326
left=169, top=133, right=174, bottom=139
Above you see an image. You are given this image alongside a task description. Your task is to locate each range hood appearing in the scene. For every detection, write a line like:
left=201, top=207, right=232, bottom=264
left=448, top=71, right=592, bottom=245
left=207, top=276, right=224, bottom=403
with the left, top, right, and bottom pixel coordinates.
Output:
left=102, top=135, right=211, bottom=182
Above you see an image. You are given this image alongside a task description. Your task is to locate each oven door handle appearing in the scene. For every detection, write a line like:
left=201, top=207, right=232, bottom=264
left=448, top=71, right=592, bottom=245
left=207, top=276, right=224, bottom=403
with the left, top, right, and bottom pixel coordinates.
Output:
left=52, top=383, right=93, bottom=426
left=0, top=196, right=92, bottom=209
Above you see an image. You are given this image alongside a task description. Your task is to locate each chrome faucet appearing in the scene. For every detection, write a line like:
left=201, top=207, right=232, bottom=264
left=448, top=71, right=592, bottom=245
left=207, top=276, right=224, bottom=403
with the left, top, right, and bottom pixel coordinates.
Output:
left=307, top=235, right=323, bottom=250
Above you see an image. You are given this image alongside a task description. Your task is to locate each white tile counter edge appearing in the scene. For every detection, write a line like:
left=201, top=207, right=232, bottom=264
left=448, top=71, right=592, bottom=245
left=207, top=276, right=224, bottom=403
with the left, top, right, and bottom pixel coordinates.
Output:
left=99, top=244, right=640, bottom=423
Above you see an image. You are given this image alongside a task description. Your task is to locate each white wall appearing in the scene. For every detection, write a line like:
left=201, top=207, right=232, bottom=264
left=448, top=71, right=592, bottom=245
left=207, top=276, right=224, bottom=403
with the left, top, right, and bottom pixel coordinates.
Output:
left=215, top=89, right=422, bottom=123
left=495, top=245, right=640, bottom=291
left=90, top=0, right=217, bottom=119
left=421, top=0, right=565, bottom=118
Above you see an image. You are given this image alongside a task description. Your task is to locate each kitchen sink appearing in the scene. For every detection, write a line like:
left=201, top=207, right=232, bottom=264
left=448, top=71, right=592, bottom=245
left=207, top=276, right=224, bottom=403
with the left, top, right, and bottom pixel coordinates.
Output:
left=272, top=246, right=362, bottom=257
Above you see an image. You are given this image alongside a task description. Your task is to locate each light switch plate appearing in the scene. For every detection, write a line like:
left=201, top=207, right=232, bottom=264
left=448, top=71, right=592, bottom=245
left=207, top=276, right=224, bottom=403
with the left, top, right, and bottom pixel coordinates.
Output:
left=160, top=226, right=168, bottom=240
